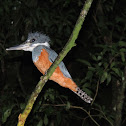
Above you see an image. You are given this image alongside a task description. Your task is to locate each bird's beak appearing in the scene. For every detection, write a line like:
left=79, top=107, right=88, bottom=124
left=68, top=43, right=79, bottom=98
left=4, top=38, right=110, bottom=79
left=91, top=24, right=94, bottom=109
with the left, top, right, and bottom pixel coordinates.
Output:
left=6, top=42, right=30, bottom=51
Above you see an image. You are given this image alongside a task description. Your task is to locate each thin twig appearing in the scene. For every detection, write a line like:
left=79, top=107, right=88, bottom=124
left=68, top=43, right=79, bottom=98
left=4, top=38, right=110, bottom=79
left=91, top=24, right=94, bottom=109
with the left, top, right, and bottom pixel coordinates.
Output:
left=42, top=103, right=100, bottom=126
left=92, top=108, right=114, bottom=126
left=91, top=80, right=100, bottom=105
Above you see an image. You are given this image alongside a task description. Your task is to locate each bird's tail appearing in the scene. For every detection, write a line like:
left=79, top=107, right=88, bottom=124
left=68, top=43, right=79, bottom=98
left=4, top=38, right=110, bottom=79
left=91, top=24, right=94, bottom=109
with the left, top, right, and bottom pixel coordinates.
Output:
left=73, top=87, right=93, bottom=103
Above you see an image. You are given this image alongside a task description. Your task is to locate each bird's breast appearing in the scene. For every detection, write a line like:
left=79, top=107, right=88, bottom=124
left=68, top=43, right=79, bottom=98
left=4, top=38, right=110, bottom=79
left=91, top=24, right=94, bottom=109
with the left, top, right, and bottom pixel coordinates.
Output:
left=32, top=45, right=72, bottom=79
left=33, top=48, right=52, bottom=75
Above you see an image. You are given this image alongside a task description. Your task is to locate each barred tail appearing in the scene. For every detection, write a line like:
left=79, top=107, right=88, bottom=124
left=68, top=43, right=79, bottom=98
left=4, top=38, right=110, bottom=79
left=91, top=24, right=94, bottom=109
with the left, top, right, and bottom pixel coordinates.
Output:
left=74, top=87, right=93, bottom=103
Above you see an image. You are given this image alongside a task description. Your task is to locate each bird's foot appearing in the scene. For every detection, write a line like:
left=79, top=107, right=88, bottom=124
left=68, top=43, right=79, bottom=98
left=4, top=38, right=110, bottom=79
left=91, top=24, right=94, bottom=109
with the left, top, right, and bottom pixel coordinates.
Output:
left=40, top=76, right=43, bottom=80
left=44, top=71, right=47, bottom=75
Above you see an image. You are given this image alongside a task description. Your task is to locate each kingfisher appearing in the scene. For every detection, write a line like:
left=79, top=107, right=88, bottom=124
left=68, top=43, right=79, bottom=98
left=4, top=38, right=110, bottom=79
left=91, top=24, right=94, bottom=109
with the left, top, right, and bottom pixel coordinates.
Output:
left=6, top=32, right=93, bottom=103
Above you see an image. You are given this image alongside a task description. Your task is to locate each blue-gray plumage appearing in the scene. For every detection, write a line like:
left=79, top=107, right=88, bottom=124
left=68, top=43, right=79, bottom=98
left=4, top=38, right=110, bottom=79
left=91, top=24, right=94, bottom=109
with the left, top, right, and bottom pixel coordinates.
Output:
left=28, top=32, right=50, bottom=44
left=32, top=45, right=72, bottom=79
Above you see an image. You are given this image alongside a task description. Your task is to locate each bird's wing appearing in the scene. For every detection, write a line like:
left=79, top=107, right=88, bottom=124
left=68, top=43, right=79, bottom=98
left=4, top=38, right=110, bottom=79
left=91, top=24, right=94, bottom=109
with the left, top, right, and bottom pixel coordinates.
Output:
left=43, top=46, right=72, bottom=79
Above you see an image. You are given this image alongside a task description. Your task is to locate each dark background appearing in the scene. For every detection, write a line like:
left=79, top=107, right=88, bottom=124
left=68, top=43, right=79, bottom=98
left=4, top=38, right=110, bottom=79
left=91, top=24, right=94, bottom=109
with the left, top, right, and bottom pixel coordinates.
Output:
left=1, top=0, right=126, bottom=126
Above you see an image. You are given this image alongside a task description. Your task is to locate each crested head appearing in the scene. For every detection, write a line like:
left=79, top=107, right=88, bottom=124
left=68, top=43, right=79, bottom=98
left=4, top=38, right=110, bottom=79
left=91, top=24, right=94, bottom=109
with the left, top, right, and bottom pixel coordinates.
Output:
left=27, top=32, right=50, bottom=44
left=6, top=32, right=51, bottom=52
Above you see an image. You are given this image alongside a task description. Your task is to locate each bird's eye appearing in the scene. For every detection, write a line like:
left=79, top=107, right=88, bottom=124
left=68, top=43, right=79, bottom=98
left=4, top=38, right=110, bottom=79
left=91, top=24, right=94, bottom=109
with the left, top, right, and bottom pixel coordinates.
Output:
left=32, top=39, right=35, bottom=42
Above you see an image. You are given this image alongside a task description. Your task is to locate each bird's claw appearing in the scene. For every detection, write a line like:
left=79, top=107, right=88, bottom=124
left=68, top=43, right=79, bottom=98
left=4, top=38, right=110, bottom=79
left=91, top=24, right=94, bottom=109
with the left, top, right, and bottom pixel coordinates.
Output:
left=44, top=71, right=47, bottom=75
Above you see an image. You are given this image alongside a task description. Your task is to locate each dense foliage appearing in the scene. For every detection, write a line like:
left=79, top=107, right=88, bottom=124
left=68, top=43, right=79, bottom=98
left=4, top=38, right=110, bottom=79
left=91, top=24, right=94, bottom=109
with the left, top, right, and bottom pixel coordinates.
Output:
left=1, top=0, right=126, bottom=126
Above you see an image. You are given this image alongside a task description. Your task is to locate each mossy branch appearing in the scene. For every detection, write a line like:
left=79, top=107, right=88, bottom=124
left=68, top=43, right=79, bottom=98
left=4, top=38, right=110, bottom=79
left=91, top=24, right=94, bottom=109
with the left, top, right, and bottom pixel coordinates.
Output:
left=17, top=0, right=94, bottom=125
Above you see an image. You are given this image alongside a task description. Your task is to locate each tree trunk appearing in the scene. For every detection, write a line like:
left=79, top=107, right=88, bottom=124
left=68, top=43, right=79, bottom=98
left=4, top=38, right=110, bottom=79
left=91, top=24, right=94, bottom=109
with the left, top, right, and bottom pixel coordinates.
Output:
left=112, top=67, right=126, bottom=126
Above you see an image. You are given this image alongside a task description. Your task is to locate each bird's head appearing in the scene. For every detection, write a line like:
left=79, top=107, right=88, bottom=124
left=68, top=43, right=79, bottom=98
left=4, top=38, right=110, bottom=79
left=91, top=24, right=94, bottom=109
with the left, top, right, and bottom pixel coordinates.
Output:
left=6, top=32, right=50, bottom=51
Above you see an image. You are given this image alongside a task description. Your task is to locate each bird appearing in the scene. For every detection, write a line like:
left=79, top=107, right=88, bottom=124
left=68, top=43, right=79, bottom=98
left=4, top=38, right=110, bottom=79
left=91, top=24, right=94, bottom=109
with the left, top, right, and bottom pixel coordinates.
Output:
left=6, top=32, right=93, bottom=103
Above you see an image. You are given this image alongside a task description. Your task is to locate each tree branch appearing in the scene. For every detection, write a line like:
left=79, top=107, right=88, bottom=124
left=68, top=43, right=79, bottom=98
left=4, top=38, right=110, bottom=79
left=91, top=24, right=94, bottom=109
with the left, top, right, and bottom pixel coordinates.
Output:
left=114, top=67, right=126, bottom=126
left=17, top=0, right=94, bottom=125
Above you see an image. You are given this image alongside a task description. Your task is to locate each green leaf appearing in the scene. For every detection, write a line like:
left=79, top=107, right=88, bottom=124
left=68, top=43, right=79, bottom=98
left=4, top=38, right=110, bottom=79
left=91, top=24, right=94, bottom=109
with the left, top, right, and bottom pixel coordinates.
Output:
left=119, top=41, right=126, bottom=47
left=120, top=52, right=125, bottom=62
left=103, top=62, right=108, bottom=68
left=97, top=55, right=102, bottom=60
left=98, top=62, right=102, bottom=66
left=37, top=119, right=43, bottom=126
left=2, top=108, right=12, bottom=123
left=107, top=74, right=111, bottom=85
left=92, top=55, right=97, bottom=61
left=112, top=68, right=121, bottom=77
left=82, top=83, right=91, bottom=88
left=77, top=59, right=91, bottom=66
left=110, top=62, right=116, bottom=68
left=85, top=71, right=93, bottom=80
left=44, top=114, right=48, bottom=126
left=100, top=72, right=108, bottom=83
left=82, top=88, right=92, bottom=96
left=97, top=67, right=104, bottom=76
left=88, top=67, right=96, bottom=72
left=66, top=101, right=70, bottom=110
left=122, top=76, right=125, bottom=81
left=20, top=103, right=25, bottom=110
left=49, top=94, right=54, bottom=102
left=120, top=48, right=126, bottom=52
